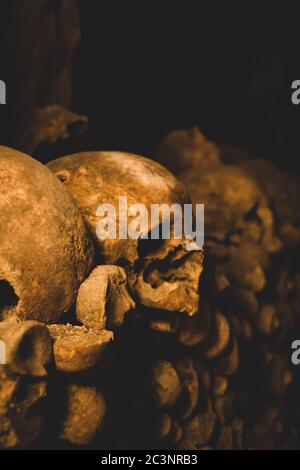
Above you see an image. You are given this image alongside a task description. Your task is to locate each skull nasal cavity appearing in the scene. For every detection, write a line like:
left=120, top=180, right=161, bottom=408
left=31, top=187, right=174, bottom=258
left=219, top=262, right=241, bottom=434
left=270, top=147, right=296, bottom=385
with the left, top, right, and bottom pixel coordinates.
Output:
left=0, top=280, right=19, bottom=312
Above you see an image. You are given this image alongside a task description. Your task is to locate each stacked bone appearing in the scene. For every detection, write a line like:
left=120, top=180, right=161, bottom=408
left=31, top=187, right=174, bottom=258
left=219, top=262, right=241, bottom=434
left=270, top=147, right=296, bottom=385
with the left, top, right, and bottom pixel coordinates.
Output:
left=0, top=319, right=52, bottom=447
left=157, top=128, right=300, bottom=449
left=46, top=150, right=245, bottom=449
left=0, top=147, right=111, bottom=448
left=1, top=142, right=300, bottom=449
left=1, top=147, right=208, bottom=449
left=100, top=299, right=243, bottom=450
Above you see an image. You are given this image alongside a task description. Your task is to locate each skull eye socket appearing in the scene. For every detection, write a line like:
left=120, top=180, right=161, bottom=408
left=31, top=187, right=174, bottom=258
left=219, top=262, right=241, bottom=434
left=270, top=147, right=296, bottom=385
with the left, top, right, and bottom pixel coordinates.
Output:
left=138, top=226, right=166, bottom=258
left=0, top=280, right=19, bottom=318
left=138, top=237, right=165, bottom=258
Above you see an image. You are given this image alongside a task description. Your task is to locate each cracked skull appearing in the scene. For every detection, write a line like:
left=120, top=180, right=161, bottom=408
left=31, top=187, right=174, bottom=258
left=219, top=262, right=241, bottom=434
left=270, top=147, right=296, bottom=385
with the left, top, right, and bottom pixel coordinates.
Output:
left=48, top=152, right=203, bottom=316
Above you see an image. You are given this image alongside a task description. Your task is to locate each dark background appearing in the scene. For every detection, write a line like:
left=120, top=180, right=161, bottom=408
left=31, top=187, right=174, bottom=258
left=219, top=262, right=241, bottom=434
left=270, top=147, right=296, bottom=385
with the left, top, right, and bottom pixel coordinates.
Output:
left=0, top=2, right=299, bottom=169
left=72, top=4, right=297, bottom=168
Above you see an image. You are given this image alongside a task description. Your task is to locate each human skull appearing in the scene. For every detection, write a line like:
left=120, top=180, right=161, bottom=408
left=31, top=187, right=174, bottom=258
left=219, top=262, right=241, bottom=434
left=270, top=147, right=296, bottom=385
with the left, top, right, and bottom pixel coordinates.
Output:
left=48, top=152, right=203, bottom=316
left=0, top=146, right=94, bottom=322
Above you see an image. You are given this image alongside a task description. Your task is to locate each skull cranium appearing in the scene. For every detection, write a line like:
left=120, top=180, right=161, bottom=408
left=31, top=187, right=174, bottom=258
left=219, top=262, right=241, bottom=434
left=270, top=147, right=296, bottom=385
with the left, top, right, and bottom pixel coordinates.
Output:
left=48, top=151, right=203, bottom=316
left=0, top=146, right=94, bottom=322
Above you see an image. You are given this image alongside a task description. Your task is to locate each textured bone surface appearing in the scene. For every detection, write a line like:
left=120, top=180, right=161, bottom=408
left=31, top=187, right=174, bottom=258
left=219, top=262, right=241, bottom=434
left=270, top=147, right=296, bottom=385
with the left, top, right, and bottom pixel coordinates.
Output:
left=47, top=151, right=190, bottom=265
left=48, top=324, right=113, bottom=372
left=76, top=265, right=135, bottom=330
left=157, top=127, right=220, bottom=175
left=183, top=400, right=217, bottom=447
left=205, top=312, right=230, bottom=359
left=47, top=151, right=203, bottom=316
left=60, top=382, right=106, bottom=445
left=1, top=126, right=299, bottom=449
left=0, top=367, right=47, bottom=448
left=178, top=301, right=212, bottom=347
left=20, top=105, right=88, bottom=155
left=133, top=250, right=203, bottom=316
left=149, top=359, right=182, bottom=408
left=0, top=146, right=94, bottom=323
left=174, top=357, right=199, bottom=419
left=0, top=318, right=53, bottom=376
left=157, top=127, right=300, bottom=252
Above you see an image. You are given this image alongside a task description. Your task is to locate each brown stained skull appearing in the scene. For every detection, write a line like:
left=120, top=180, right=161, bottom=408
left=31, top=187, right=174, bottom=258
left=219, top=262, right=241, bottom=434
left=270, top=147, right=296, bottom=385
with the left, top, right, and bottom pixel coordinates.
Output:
left=47, top=152, right=203, bottom=316
left=0, top=146, right=94, bottom=323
